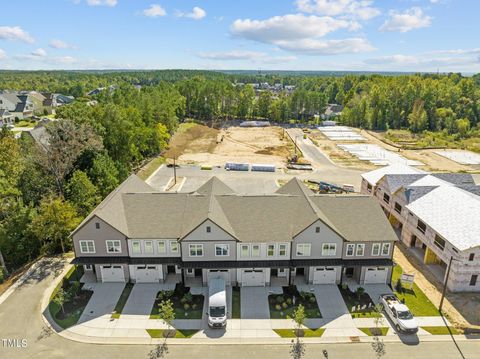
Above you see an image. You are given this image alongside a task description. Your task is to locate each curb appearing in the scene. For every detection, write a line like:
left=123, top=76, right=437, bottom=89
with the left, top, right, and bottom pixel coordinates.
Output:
left=0, top=258, right=43, bottom=306
left=145, top=164, right=165, bottom=184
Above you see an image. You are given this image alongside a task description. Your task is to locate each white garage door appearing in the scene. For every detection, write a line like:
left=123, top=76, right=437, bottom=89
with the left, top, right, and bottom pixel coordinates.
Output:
left=241, top=269, right=265, bottom=286
left=207, top=269, right=230, bottom=284
left=364, top=267, right=388, bottom=284
left=100, top=265, right=125, bottom=282
left=313, top=267, right=337, bottom=284
left=135, top=265, right=160, bottom=283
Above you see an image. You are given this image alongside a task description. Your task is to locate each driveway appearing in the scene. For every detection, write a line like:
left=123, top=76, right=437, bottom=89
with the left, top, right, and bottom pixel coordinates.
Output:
left=363, top=284, right=393, bottom=304
left=77, top=282, right=125, bottom=324
left=298, top=284, right=349, bottom=319
left=122, top=283, right=160, bottom=316
left=240, top=287, right=270, bottom=319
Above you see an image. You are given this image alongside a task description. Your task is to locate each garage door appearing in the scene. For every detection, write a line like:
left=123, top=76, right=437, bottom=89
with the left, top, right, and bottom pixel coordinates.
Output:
left=241, top=269, right=265, bottom=286
left=364, top=267, right=388, bottom=284
left=135, top=265, right=160, bottom=283
left=100, top=265, right=125, bottom=282
left=207, top=269, right=230, bottom=284
left=312, top=267, right=337, bottom=284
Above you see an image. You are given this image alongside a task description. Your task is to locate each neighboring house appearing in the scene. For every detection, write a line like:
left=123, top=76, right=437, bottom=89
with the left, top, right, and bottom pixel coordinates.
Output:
left=22, top=124, right=50, bottom=148
left=0, top=109, right=14, bottom=127
left=362, top=165, right=480, bottom=292
left=321, top=104, right=343, bottom=120
left=71, top=176, right=398, bottom=287
left=42, top=92, right=74, bottom=107
left=0, top=92, right=34, bottom=119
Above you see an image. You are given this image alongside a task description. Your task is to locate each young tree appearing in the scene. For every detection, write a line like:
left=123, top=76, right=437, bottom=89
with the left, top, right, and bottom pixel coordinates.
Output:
left=158, top=299, right=175, bottom=338
left=293, top=304, right=306, bottom=337
left=65, top=170, right=100, bottom=217
left=53, top=287, right=67, bottom=315
left=30, top=197, right=81, bottom=254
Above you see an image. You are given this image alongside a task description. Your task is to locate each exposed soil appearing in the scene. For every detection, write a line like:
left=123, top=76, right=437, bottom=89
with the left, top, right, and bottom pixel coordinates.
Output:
left=393, top=243, right=480, bottom=329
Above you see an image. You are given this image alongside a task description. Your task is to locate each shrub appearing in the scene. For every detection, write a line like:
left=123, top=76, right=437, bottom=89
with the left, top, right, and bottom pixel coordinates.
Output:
left=275, top=304, right=281, bottom=311
left=157, top=290, right=174, bottom=301
left=182, top=292, right=193, bottom=304
left=282, top=302, right=288, bottom=309
left=395, top=279, right=403, bottom=293
left=0, top=267, right=4, bottom=284
left=276, top=295, right=284, bottom=304
left=356, top=287, right=365, bottom=299
left=341, top=283, right=348, bottom=291
left=183, top=303, right=190, bottom=311
left=286, top=298, right=292, bottom=305
left=309, top=296, right=316, bottom=304
left=192, top=303, right=197, bottom=310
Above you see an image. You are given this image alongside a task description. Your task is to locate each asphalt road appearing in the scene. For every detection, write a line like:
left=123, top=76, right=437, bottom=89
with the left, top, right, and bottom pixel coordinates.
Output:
left=0, top=258, right=478, bottom=359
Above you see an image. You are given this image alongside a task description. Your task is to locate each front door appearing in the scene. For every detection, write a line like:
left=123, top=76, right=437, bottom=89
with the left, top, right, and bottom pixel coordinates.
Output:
left=411, top=235, right=417, bottom=247
left=345, top=267, right=354, bottom=278
left=167, top=265, right=176, bottom=274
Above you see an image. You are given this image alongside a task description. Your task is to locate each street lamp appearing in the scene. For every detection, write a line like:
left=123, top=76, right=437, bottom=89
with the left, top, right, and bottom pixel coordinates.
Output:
left=439, top=255, right=460, bottom=313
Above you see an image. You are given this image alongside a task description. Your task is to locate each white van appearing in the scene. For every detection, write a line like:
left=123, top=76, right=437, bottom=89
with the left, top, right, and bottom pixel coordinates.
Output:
left=207, top=278, right=227, bottom=328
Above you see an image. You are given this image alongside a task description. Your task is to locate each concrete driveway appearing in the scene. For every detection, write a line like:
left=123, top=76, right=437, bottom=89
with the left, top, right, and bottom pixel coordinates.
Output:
left=122, top=283, right=160, bottom=316
left=363, top=284, right=393, bottom=304
left=240, top=287, right=270, bottom=319
left=298, top=284, right=349, bottom=319
left=78, top=283, right=125, bottom=324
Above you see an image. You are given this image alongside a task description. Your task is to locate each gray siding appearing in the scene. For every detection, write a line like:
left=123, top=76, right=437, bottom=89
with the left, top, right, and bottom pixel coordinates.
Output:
left=292, top=220, right=344, bottom=259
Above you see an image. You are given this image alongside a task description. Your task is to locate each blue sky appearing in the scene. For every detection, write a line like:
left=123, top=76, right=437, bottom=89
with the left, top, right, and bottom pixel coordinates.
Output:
left=0, top=0, right=478, bottom=72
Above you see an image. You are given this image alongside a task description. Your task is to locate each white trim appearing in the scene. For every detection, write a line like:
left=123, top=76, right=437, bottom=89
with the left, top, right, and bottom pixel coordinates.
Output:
left=189, top=244, right=204, bottom=257
left=106, top=240, right=122, bottom=254
left=169, top=240, right=179, bottom=253
left=267, top=244, right=275, bottom=257
left=240, top=244, right=250, bottom=258
left=79, top=240, right=95, bottom=254
left=321, top=243, right=336, bottom=256
left=381, top=243, right=391, bottom=256
left=278, top=243, right=288, bottom=257
left=132, top=240, right=141, bottom=254
left=157, top=240, right=166, bottom=254
left=251, top=244, right=260, bottom=257
left=346, top=243, right=355, bottom=257
left=296, top=243, right=311, bottom=257
left=215, top=244, right=229, bottom=257
left=371, top=243, right=381, bottom=256
left=144, top=240, right=154, bottom=254
left=356, top=243, right=365, bottom=256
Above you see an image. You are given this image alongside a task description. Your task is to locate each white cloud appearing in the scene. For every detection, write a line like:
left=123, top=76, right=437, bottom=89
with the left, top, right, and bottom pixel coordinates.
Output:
left=230, top=14, right=373, bottom=55
left=231, top=14, right=351, bottom=43
left=143, top=4, right=167, bottom=17
left=0, top=26, right=34, bottom=43
left=0, top=49, right=6, bottom=60
left=380, top=7, right=432, bottom=33
left=177, top=6, right=206, bottom=20
left=296, top=0, right=380, bottom=20
left=86, top=0, right=117, bottom=6
left=196, top=50, right=297, bottom=64
left=31, top=48, right=47, bottom=57
left=49, top=39, right=75, bottom=49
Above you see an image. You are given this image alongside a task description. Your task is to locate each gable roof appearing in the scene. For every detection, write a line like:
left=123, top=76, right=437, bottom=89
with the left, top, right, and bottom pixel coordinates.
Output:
left=194, top=176, right=235, bottom=195
left=362, top=164, right=427, bottom=186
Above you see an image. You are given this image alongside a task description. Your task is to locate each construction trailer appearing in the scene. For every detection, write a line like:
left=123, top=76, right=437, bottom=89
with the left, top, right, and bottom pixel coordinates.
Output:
left=251, top=164, right=276, bottom=172
left=225, top=162, right=249, bottom=171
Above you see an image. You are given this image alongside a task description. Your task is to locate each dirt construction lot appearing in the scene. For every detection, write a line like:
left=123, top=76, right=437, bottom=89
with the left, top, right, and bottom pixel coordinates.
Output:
left=168, top=124, right=293, bottom=168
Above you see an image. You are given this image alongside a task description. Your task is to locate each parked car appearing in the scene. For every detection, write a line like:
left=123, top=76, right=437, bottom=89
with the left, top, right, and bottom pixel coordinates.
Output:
left=207, top=278, right=227, bottom=328
left=379, top=294, right=418, bottom=334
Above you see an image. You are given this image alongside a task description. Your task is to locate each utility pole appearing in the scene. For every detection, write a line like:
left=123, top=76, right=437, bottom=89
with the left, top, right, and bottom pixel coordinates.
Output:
left=439, top=256, right=453, bottom=313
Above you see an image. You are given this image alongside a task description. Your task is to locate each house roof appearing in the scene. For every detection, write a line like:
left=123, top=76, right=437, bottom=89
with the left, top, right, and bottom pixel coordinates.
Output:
left=383, top=174, right=426, bottom=193
left=362, top=164, right=427, bottom=186
left=406, top=186, right=480, bottom=251
left=72, top=175, right=398, bottom=244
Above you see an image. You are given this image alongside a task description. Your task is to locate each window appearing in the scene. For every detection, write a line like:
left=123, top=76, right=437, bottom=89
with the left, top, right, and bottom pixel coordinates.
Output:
left=186, top=268, right=194, bottom=274
left=251, top=245, right=260, bottom=257
left=132, top=241, right=141, bottom=254
left=106, top=240, right=121, bottom=253
left=157, top=241, right=166, bottom=254
left=315, top=226, right=320, bottom=233
left=371, top=243, right=381, bottom=256
left=321, top=243, right=336, bottom=256
left=215, top=244, right=229, bottom=257
left=367, top=183, right=372, bottom=192
left=189, top=244, right=203, bottom=257
left=468, top=253, right=475, bottom=261
left=296, top=243, right=311, bottom=257
left=381, top=243, right=391, bottom=256
left=240, top=244, right=249, bottom=258
left=470, top=275, right=478, bottom=286
left=383, top=193, right=390, bottom=204
left=95, top=222, right=100, bottom=229
left=144, top=241, right=154, bottom=254
left=356, top=244, right=365, bottom=256
left=79, top=240, right=95, bottom=254
left=278, top=244, right=287, bottom=257
left=84, top=264, right=93, bottom=270
left=434, top=235, right=446, bottom=251
left=394, top=202, right=402, bottom=214
left=206, top=226, right=211, bottom=233
left=170, top=241, right=179, bottom=253
left=346, top=243, right=355, bottom=257
left=267, top=244, right=275, bottom=257
left=417, top=220, right=426, bottom=234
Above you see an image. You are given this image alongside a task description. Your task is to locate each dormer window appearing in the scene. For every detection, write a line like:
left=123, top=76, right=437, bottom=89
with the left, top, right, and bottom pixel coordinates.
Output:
left=206, top=226, right=211, bottom=233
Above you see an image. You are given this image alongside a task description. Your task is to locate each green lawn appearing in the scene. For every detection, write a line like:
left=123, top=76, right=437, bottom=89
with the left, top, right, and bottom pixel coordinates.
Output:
left=146, top=329, right=198, bottom=338
left=359, top=327, right=389, bottom=336
left=274, top=328, right=325, bottom=338
left=15, top=120, right=36, bottom=127
left=232, top=286, right=241, bottom=319
left=137, top=156, right=165, bottom=180
left=111, top=283, right=133, bottom=319
left=422, top=326, right=460, bottom=335
left=392, top=266, right=440, bottom=317
left=268, top=286, right=322, bottom=319
left=49, top=289, right=93, bottom=329
left=150, top=285, right=204, bottom=320
left=338, top=286, right=382, bottom=318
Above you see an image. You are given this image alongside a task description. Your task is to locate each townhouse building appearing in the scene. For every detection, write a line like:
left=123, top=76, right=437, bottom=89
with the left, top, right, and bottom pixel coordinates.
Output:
left=72, top=175, right=398, bottom=288
left=361, top=164, right=480, bottom=292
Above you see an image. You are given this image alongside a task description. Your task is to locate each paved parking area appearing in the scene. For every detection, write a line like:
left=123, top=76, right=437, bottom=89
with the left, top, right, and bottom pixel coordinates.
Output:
left=240, top=287, right=271, bottom=319
left=122, top=283, right=161, bottom=316
left=363, top=284, right=393, bottom=304
left=78, top=283, right=125, bottom=324
left=298, top=284, right=349, bottom=319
